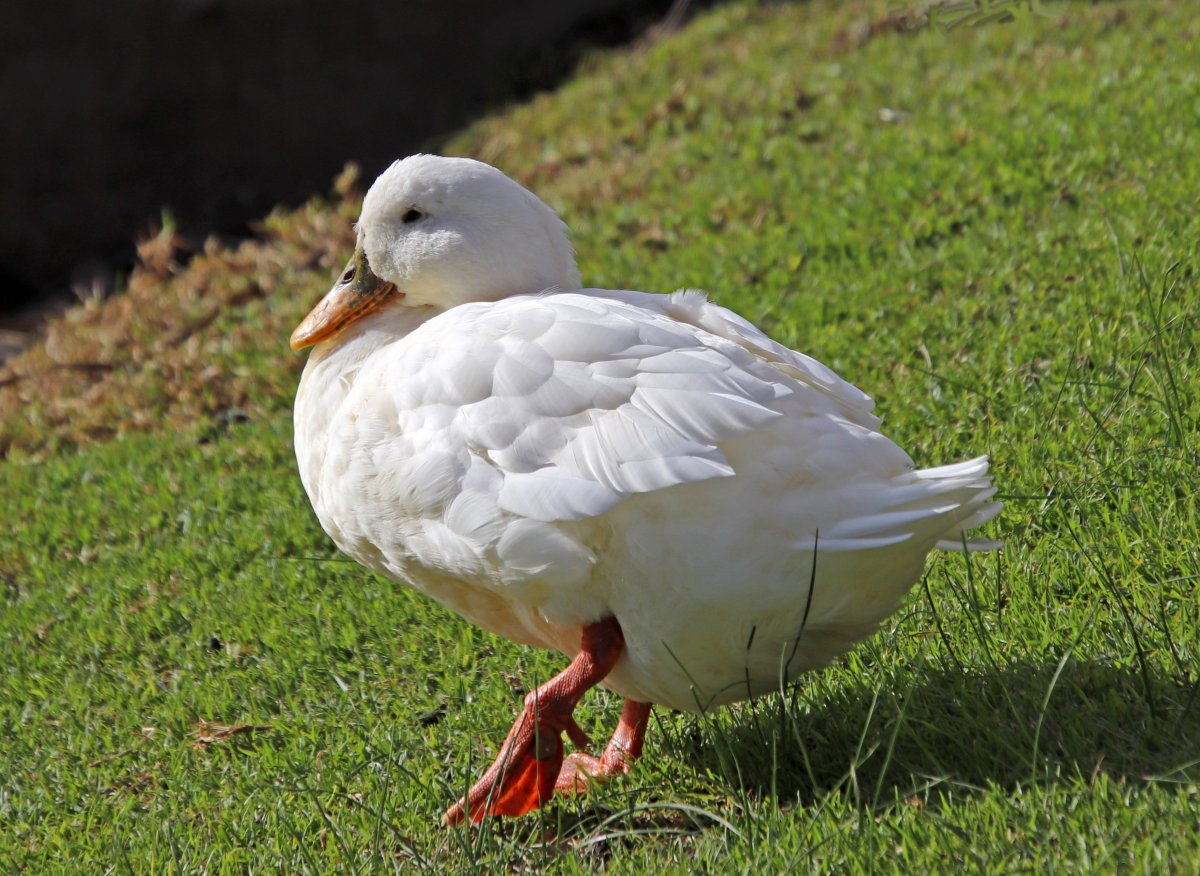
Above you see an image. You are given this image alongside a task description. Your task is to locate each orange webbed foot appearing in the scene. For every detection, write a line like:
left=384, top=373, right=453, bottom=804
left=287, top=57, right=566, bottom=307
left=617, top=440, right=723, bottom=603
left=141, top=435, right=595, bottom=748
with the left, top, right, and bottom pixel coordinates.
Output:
left=444, top=618, right=626, bottom=825
left=443, top=698, right=602, bottom=823
left=442, top=704, right=568, bottom=824
left=555, top=699, right=652, bottom=797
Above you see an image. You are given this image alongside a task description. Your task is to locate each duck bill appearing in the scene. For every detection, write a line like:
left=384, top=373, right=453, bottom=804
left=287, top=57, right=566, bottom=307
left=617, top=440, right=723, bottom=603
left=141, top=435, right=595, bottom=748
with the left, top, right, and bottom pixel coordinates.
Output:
left=290, top=248, right=402, bottom=350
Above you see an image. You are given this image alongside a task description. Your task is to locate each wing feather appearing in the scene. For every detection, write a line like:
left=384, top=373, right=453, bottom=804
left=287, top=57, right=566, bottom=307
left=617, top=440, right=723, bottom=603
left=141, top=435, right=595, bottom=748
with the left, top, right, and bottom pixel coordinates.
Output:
left=387, top=291, right=808, bottom=522
left=655, top=288, right=880, bottom=429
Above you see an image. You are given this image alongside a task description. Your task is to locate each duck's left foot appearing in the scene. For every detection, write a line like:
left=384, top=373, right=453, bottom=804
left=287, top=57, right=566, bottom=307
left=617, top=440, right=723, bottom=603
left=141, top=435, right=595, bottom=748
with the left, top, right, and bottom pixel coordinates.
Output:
left=443, top=617, right=625, bottom=824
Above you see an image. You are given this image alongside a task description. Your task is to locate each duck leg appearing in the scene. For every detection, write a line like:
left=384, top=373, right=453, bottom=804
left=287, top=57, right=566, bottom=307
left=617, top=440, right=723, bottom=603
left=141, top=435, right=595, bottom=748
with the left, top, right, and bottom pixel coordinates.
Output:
left=444, top=616, right=626, bottom=824
left=555, top=698, right=653, bottom=794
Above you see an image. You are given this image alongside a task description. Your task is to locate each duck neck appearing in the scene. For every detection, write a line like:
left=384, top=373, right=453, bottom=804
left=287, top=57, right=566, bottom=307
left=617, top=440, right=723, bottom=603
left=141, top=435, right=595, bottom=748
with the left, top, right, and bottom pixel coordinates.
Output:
left=293, top=304, right=439, bottom=505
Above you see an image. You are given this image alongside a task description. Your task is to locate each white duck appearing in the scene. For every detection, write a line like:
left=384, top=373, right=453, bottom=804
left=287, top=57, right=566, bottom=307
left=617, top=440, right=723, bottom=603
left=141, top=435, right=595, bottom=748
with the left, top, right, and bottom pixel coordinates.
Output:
left=290, top=154, right=1001, bottom=824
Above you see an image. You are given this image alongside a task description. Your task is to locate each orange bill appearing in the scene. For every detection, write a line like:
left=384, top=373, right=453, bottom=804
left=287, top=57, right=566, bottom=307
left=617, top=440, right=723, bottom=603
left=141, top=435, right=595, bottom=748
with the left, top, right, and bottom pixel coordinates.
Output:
left=290, top=247, right=401, bottom=350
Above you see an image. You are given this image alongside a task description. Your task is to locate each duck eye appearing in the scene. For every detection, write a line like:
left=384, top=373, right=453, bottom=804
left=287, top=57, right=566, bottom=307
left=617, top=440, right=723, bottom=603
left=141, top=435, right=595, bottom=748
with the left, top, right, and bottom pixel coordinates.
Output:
left=340, top=265, right=355, bottom=284
left=401, top=208, right=425, bottom=224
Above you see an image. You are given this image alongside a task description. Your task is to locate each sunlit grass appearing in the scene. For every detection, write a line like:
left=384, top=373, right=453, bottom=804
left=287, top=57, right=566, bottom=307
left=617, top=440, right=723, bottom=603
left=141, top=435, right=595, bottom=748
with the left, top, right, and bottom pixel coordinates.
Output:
left=1, top=0, right=1197, bottom=871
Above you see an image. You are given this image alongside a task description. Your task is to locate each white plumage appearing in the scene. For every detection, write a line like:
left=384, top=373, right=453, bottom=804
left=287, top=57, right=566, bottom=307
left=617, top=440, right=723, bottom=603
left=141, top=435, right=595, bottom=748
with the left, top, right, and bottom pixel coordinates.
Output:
left=291, top=155, right=1000, bottom=818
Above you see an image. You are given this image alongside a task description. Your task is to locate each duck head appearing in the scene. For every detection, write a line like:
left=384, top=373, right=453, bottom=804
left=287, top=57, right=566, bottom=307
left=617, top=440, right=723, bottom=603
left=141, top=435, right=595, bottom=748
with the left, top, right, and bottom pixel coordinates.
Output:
left=290, top=154, right=581, bottom=350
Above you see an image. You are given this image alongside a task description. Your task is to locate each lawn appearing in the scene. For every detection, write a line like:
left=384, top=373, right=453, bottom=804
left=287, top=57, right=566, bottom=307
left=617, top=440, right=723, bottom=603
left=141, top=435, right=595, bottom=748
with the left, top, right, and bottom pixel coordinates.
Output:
left=1, top=0, right=1197, bottom=871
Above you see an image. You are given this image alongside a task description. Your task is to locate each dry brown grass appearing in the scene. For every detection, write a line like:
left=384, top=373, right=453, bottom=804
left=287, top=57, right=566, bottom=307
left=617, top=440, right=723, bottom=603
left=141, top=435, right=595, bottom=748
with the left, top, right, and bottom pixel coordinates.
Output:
left=0, top=169, right=361, bottom=460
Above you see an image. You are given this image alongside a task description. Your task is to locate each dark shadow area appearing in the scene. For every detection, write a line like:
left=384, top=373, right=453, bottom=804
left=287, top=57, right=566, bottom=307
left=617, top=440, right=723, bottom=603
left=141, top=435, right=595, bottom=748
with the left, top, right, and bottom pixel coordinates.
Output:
left=0, top=0, right=706, bottom=317
left=669, top=660, right=1200, bottom=807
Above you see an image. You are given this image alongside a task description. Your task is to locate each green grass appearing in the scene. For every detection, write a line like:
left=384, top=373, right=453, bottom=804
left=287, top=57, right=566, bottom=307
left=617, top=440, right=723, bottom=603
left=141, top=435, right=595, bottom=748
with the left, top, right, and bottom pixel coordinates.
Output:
left=2, top=0, right=1198, bottom=871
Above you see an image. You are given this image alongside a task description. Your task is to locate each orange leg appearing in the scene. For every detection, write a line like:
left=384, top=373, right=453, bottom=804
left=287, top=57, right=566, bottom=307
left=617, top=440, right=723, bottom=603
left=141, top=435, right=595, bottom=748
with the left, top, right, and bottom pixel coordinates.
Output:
left=444, top=616, right=634, bottom=824
left=555, top=698, right=653, bottom=795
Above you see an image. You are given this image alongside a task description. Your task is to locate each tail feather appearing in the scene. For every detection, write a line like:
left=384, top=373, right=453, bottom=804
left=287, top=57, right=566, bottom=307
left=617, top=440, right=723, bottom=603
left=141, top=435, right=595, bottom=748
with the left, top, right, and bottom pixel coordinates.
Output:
left=920, top=455, right=1002, bottom=552
left=822, top=455, right=1002, bottom=554
left=913, top=455, right=993, bottom=481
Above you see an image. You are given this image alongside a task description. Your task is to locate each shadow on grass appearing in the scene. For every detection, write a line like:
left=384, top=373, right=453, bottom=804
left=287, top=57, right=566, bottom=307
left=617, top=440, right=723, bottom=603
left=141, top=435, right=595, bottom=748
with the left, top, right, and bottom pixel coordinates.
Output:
left=671, top=659, right=1200, bottom=808
left=285, top=662, right=1196, bottom=868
